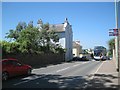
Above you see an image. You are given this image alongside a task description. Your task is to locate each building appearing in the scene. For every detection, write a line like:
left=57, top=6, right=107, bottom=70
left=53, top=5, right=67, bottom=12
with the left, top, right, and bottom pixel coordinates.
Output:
left=37, top=18, right=73, bottom=61
left=73, top=41, right=82, bottom=57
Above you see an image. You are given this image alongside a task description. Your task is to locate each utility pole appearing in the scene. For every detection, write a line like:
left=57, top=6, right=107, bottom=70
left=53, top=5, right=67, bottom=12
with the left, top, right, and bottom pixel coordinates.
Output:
left=117, top=1, right=120, bottom=88
left=115, top=0, right=119, bottom=72
left=118, top=1, right=120, bottom=73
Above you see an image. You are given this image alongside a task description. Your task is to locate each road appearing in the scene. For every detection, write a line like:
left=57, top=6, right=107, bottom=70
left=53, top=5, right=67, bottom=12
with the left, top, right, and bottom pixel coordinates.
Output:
left=2, top=60, right=105, bottom=89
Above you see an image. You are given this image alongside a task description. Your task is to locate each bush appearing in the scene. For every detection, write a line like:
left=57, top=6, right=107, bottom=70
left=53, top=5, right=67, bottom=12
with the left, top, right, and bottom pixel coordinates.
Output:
left=1, top=41, right=20, bottom=54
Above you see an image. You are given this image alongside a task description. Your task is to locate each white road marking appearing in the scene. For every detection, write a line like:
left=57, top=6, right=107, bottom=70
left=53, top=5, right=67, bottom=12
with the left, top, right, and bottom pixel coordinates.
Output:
left=89, top=61, right=104, bottom=79
left=72, top=64, right=80, bottom=67
left=56, top=67, right=70, bottom=72
left=56, top=62, right=89, bottom=72
left=83, top=62, right=88, bottom=64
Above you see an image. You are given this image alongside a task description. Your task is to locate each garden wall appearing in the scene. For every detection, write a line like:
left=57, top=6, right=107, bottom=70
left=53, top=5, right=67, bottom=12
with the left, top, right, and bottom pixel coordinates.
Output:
left=2, top=53, right=65, bottom=68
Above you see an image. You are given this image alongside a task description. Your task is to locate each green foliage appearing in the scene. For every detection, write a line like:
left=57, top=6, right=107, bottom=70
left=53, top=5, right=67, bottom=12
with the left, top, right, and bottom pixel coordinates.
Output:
left=36, top=23, right=60, bottom=53
left=5, top=22, right=27, bottom=41
left=41, top=23, right=49, bottom=30
left=82, top=49, right=88, bottom=54
left=4, top=21, right=65, bottom=54
left=108, top=38, right=115, bottom=49
left=1, top=40, right=20, bottom=54
left=16, top=22, right=27, bottom=31
left=17, top=27, right=39, bottom=53
left=108, top=38, right=115, bottom=56
left=55, top=46, right=66, bottom=54
left=28, top=21, right=33, bottom=28
left=5, top=29, right=19, bottom=41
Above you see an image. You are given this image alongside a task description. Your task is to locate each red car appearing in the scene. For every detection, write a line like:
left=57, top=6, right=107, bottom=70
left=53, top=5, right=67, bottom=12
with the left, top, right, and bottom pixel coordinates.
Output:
left=1, top=58, right=32, bottom=80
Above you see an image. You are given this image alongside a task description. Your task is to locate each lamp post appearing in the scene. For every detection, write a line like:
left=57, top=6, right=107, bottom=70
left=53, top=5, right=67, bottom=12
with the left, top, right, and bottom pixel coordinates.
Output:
left=118, top=1, right=120, bottom=73
left=115, top=0, right=119, bottom=72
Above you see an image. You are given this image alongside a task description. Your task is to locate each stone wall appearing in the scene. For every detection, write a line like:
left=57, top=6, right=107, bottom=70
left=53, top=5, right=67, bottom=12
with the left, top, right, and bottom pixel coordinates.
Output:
left=2, top=53, right=65, bottom=68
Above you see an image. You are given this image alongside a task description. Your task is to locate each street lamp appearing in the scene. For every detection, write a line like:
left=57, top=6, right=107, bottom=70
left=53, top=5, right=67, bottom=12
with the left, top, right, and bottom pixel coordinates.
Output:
left=115, top=0, right=119, bottom=72
left=118, top=1, right=120, bottom=73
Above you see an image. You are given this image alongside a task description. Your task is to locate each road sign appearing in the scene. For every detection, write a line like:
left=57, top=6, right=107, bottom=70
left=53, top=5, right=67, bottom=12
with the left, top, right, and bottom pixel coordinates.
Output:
left=109, top=29, right=118, bottom=36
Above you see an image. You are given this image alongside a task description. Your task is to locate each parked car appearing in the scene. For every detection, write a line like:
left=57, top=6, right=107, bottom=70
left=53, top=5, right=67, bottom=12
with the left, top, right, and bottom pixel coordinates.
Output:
left=104, top=56, right=111, bottom=60
left=81, top=56, right=89, bottom=61
left=101, top=56, right=107, bottom=60
left=72, top=56, right=89, bottom=61
left=72, top=56, right=81, bottom=61
left=1, top=58, right=32, bottom=80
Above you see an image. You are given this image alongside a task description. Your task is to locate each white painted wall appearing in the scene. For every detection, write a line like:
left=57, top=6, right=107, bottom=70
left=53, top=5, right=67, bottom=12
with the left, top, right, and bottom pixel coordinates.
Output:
left=73, top=48, right=77, bottom=57
left=57, top=32, right=65, bottom=48
left=59, top=38, right=65, bottom=48
left=64, top=24, right=73, bottom=61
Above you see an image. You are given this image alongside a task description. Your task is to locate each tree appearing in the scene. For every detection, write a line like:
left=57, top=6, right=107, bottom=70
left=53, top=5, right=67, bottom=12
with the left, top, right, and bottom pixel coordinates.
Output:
left=5, top=21, right=64, bottom=54
left=5, top=21, right=39, bottom=53
left=28, top=21, right=33, bottom=28
left=1, top=40, right=20, bottom=54
left=41, top=23, right=49, bottom=30
left=37, top=23, right=60, bottom=53
left=108, top=38, right=115, bottom=56
left=5, top=22, right=27, bottom=41
left=5, top=29, right=19, bottom=41
left=16, top=22, right=27, bottom=31
left=17, top=27, right=39, bottom=53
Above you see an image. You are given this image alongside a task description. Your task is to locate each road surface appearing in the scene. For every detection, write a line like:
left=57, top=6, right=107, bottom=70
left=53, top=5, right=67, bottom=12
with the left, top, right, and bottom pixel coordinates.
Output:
left=2, top=60, right=107, bottom=89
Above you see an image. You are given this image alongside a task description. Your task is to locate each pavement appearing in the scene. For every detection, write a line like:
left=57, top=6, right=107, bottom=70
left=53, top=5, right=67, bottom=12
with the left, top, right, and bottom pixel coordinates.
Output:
left=86, top=59, right=120, bottom=89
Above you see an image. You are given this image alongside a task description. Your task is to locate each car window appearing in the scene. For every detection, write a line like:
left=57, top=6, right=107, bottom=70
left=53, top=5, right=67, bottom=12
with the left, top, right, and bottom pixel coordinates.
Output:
left=3, top=60, right=22, bottom=66
left=3, top=60, right=13, bottom=65
left=12, top=61, right=22, bottom=66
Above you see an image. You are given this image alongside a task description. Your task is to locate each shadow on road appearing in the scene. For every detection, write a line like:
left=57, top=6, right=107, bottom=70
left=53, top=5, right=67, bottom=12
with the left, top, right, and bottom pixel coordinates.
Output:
left=2, top=73, right=119, bottom=90
left=87, top=74, right=118, bottom=89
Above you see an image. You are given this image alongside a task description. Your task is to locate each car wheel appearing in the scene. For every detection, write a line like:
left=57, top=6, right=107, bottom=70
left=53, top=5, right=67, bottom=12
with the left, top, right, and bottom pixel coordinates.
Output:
left=27, top=68, right=32, bottom=75
left=2, top=72, right=9, bottom=81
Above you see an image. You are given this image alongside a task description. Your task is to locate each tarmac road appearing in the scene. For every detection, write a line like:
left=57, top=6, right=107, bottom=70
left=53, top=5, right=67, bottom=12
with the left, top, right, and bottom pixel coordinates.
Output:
left=2, top=60, right=117, bottom=89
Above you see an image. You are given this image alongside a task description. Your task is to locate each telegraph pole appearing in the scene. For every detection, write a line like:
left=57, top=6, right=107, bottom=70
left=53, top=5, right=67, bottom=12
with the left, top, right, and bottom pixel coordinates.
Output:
left=118, top=1, right=120, bottom=73
left=115, top=0, right=119, bottom=72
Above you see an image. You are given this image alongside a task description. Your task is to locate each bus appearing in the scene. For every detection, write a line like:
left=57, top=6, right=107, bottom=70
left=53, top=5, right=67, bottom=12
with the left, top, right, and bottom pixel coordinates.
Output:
left=93, top=46, right=107, bottom=60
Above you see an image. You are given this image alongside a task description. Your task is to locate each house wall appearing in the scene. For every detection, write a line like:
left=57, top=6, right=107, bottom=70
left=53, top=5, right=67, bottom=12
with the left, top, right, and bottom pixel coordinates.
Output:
left=69, top=26, right=73, bottom=60
left=73, top=45, right=81, bottom=57
left=57, top=32, right=65, bottom=48
left=55, top=23, right=73, bottom=61
left=65, top=24, right=73, bottom=61
left=80, top=46, right=82, bottom=54
left=73, top=48, right=77, bottom=57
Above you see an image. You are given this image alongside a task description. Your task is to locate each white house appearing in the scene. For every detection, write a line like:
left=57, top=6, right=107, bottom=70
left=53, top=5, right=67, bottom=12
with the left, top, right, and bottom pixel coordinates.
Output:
left=73, top=41, right=82, bottom=57
left=37, top=18, right=73, bottom=61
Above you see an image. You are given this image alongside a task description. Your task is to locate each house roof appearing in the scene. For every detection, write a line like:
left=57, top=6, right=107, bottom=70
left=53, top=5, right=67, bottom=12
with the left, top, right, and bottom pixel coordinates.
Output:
left=49, top=24, right=65, bottom=32
left=73, top=41, right=81, bottom=48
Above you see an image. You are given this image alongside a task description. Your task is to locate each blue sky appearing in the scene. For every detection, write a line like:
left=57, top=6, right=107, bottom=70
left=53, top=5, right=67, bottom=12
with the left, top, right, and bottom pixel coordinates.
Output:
left=2, top=2, right=115, bottom=49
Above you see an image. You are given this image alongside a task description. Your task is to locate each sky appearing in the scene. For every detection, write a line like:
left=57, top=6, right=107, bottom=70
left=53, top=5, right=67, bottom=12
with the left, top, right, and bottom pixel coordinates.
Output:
left=2, top=2, right=116, bottom=49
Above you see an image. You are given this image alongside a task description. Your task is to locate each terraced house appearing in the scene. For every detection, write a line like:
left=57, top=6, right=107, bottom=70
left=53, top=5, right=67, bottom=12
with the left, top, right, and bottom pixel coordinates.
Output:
left=37, top=18, right=73, bottom=61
